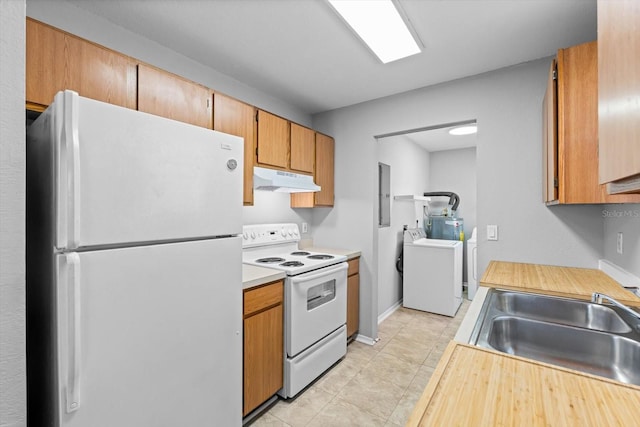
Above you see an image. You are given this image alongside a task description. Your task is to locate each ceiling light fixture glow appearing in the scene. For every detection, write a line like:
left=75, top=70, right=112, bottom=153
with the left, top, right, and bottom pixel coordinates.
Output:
left=448, top=125, right=478, bottom=136
left=328, top=0, right=421, bottom=64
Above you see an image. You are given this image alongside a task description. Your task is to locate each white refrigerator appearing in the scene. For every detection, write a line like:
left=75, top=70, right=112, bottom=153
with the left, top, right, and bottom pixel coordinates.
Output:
left=27, top=91, right=244, bottom=426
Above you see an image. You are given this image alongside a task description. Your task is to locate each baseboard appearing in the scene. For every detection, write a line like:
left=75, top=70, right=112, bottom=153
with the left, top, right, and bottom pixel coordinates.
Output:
left=353, top=335, right=377, bottom=346
left=378, top=299, right=402, bottom=324
left=599, top=259, right=640, bottom=293
left=352, top=300, right=404, bottom=347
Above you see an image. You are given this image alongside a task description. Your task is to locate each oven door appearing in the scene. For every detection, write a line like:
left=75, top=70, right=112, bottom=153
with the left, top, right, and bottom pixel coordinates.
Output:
left=285, top=262, right=348, bottom=357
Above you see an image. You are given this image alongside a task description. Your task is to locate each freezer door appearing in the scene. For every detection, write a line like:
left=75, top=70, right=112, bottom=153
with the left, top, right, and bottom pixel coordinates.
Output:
left=55, top=238, right=242, bottom=427
left=49, top=90, right=243, bottom=249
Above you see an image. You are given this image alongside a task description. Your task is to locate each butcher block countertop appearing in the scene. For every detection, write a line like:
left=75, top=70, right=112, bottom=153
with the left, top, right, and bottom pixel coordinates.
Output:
left=408, top=260, right=640, bottom=426
left=406, top=342, right=640, bottom=426
left=481, top=261, right=640, bottom=307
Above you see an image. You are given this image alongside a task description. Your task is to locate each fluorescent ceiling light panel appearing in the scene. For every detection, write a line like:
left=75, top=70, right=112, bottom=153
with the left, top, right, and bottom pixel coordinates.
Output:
left=328, top=0, right=421, bottom=64
left=448, top=125, right=478, bottom=136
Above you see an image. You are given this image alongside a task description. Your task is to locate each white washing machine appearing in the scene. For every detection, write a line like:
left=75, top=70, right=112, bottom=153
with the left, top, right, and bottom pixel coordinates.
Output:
left=467, top=227, right=478, bottom=300
left=402, top=228, right=463, bottom=317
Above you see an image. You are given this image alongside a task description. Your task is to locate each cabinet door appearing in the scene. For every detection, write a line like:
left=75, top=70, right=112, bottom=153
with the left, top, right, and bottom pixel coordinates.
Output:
left=347, top=258, right=360, bottom=339
left=257, top=110, right=289, bottom=169
left=290, top=123, right=315, bottom=174
left=214, top=94, right=256, bottom=205
left=290, top=132, right=335, bottom=208
left=542, top=59, right=558, bottom=203
left=314, top=133, right=335, bottom=206
left=598, top=0, right=640, bottom=191
left=138, top=63, right=212, bottom=129
left=26, top=18, right=136, bottom=111
left=557, top=42, right=600, bottom=203
left=553, top=41, right=640, bottom=203
left=243, top=304, right=283, bottom=416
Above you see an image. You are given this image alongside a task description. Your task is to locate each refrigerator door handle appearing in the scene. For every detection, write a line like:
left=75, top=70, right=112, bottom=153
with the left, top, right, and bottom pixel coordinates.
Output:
left=59, top=91, right=81, bottom=249
left=63, top=252, right=82, bottom=413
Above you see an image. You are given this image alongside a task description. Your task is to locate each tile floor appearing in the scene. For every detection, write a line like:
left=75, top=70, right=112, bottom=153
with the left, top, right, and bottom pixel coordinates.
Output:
left=251, top=299, right=471, bottom=427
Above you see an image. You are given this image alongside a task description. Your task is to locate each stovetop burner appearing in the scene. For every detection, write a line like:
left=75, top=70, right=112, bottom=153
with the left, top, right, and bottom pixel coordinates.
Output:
left=307, top=254, right=334, bottom=260
left=256, top=257, right=287, bottom=263
left=280, top=261, right=304, bottom=267
left=242, top=224, right=347, bottom=275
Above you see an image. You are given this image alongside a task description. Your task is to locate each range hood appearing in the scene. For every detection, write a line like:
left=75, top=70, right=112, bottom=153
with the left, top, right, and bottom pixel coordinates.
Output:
left=253, top=166, right=321, bottom=193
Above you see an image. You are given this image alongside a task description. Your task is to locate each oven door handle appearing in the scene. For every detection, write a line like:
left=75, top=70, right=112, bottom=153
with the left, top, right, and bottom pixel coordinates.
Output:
left=291, top=262, right=348, bottom=286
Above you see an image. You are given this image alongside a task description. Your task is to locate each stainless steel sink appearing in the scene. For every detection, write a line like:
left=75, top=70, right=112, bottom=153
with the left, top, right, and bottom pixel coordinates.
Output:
left=469, top=289, right=640, bottom=386
left=493, top=291, right=632, bottom=333
left=487, top=316, right=640, bottom=385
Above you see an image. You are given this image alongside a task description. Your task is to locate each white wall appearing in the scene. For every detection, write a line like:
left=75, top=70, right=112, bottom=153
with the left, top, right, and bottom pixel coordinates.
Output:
left=0, top=1, right=26, bottom=426
left=312, top=59, right=607, bottom=342
left=243, top=191, right=314, bottom=237
left=603, top=204, right=640, bottom=278
left=377, top=137, right=431, bottom=316
left=428, top=147, right=477, bottom=282
left=26, top=0, right=311, bottom=127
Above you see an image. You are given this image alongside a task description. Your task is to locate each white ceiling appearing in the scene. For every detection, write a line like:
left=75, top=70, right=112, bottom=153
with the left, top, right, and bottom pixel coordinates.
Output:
left=406, top=125, right=477, bottom=152
left=64, top=0, right=597, bottom=116
left=379, top=121, right=478, bottom=152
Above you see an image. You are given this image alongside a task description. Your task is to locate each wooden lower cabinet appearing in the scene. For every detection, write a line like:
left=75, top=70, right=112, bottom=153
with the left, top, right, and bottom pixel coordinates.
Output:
left=347, top=257, right=360, bottom=339
left=243, top=280, right=283, bottom=416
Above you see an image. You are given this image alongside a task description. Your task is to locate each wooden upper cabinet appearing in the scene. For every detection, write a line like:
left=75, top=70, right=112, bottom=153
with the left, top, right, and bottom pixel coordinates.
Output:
left=314, top=133, right=335, bottom=206
left=26, top=18, right=136, bottom=111
left=213, top=93, right=257, bottom=206
left=256, top=110, right=289, bottom=169
left=290, top=123, right=315, bottom=174
left=542, top=40, right=640, bottom=204
left=137, top=63, right=213, bottom=129
left=597, top=0, right=640, bottom=194
left=291, top=132, right=335, bottom=208
left=542, top=58, right=558, bottom=203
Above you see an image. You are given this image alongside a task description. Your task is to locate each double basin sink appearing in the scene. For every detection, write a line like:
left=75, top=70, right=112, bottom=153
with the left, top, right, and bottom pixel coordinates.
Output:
left=469, top=289, right=640, bottom=385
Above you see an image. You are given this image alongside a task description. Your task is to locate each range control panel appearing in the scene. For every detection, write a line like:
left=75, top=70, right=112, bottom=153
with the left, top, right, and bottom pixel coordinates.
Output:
left=242, top=223, right=300, bottom=248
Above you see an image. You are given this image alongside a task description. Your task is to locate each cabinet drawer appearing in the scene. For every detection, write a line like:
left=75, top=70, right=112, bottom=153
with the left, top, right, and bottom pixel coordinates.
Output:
left=347, top=258, right=359, bottom=276
left=244, top=281, right=283, bottom=317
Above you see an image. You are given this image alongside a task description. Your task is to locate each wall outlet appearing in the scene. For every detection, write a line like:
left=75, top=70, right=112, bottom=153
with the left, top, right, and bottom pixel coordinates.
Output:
left=617, top=232, right=623, bottom=254
left=302, top=222, right=308, bottom=233
left=487, top=225, right=498, bottom=241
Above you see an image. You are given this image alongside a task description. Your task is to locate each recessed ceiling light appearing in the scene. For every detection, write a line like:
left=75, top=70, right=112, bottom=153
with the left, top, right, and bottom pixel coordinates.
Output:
left=328, top=0, right=421, bottom=64
left=448, top=125, right=478, bottom=136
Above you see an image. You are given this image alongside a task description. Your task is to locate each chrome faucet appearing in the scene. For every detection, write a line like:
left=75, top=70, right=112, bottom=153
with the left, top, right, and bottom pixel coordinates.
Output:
left=591, top=292, right=640, bottom=320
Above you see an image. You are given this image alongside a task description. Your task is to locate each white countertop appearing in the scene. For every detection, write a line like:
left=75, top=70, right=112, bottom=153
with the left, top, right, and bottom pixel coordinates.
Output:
left=242, top=264, right=286, bottom=290
left=299, top=246, right=361, bottom=260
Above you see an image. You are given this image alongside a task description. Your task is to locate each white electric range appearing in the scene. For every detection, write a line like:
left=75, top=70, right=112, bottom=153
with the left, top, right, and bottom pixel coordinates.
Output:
left=242, top=223, right=348, bottom=398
